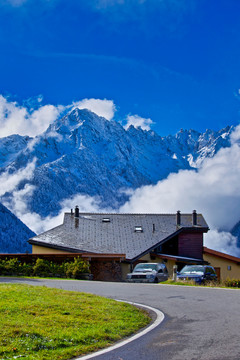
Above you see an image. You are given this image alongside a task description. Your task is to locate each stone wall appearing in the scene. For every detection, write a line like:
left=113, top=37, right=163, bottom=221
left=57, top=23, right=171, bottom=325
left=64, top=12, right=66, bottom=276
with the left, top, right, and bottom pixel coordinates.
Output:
left=91, top=260, right=122, bottom=282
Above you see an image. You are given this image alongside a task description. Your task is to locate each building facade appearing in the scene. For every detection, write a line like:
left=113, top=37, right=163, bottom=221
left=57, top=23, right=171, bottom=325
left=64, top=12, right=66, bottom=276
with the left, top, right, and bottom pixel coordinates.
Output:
left=29, top=208, right=215, bottom=280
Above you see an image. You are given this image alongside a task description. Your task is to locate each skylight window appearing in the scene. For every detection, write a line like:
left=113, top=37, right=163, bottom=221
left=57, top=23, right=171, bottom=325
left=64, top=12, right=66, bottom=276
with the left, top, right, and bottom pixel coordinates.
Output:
left=135, top=226, right=143, bottom=233
left=102, top=218, right=110, bottom=223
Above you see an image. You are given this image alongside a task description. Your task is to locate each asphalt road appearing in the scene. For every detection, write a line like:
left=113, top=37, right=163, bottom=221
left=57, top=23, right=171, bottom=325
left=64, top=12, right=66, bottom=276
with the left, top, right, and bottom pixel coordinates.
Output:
left=1, top=278, right=240, bottom=360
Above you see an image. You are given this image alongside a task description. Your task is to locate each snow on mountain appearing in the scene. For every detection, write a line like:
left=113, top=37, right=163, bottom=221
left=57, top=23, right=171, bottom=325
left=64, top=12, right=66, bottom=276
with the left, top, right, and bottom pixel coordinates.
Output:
left=0, top=134, right=32, bottom=168
left=0, top=108, right=233, bottom=221
left=0, top=202, right=35, bottom=253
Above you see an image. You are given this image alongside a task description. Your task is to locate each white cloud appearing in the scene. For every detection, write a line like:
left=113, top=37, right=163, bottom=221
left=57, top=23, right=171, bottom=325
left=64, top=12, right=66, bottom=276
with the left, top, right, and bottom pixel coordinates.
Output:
left=0, top=95, right=117, bottom=137
left=204, top=230, right=240, bottom=257
left=4, top=190, right=111, bottom=234
left=230, top=124, right=240, bottom=144
left=27, top=105, right=64, bottom=136
left=71, top=98, right=116, bottom=121
left=120, top=126, right=240, bottom=255
left=0, top=95, right=64, bottom=137
left=0, top=159, right=36, bottom=196
left=60, top=193, right=110, bottom=213
left=124, top=114, right=153, bottom=131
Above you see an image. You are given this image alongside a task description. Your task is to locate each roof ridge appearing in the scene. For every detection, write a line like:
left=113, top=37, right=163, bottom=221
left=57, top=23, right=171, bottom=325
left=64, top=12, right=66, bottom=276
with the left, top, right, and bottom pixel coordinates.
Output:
left=65, top=212, right=203, bottom=216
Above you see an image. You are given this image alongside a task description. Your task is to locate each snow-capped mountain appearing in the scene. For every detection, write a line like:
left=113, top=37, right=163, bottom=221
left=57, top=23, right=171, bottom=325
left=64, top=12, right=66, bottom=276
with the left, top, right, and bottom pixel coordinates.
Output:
left=0, top=134, right=32, bottom=168
left=0, top=108, right=233, bottom=219
left=0, top=202, right=35, bottom=253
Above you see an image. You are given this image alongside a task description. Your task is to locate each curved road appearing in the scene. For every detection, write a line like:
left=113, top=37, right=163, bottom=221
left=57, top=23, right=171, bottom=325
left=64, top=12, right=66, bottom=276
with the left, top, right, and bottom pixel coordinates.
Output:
left=1, top=278, right=240, bottom=360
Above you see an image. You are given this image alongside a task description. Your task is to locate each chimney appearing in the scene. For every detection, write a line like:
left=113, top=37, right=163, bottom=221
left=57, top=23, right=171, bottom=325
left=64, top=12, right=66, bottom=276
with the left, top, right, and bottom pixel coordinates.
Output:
left=75, top=206, right=79, bottom=218
left=192, top=210, right=197, bottom=226
left=75, top=218, right=79, bottom=228
left=153, top=224, right=155, bottom=233
left=176, top=210, right=181, bottom=226
left=71, top=209, right=73, bottom=215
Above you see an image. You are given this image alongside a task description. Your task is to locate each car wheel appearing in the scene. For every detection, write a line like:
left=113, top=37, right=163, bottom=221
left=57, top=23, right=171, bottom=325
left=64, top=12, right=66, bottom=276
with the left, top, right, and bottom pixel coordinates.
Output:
left=154, top=277, right=159, bottom=283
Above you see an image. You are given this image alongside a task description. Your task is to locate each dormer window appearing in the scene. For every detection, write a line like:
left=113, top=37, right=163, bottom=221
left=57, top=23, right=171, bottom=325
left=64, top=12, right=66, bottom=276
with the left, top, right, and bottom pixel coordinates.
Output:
left=102, top=218, right=110, bottom=223
left=135, top=226, right=143, bottom=233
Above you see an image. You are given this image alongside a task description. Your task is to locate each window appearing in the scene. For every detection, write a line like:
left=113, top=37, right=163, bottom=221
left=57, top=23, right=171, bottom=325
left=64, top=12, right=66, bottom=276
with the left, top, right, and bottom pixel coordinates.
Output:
left=102, top=218, right=110, bottom=223
left=135, top=226, right=143, bottom=233
left=227, top=265, right=231, bottom=271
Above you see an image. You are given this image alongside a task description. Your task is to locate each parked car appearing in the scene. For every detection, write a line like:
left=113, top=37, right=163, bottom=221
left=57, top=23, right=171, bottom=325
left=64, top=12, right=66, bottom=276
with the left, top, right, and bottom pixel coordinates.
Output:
left=177, top=265, right=217, bottom=284
left=126, top=263, right=169, bottom=283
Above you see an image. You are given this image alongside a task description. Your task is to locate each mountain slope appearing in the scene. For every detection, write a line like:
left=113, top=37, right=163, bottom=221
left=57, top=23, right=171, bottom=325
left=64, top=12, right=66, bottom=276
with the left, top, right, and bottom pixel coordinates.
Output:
left=0, top=108, right=233, bottom=219
left=0, top=202, right=35, bottom=253
left=0, top=134, right=32, bottom=168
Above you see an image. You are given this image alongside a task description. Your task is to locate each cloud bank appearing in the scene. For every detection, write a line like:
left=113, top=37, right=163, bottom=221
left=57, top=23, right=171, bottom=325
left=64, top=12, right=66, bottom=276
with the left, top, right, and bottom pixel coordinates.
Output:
left=120, top=125, right=240, bottom=256
left=0, top=159, right=36, bottom=196
left=71, top=98, right=116, bottom=121
left=0, top=95, right=117, bottom=137
left=4, top=192, right=110, bottom=235
left=0, top=95, right=64, bottom=137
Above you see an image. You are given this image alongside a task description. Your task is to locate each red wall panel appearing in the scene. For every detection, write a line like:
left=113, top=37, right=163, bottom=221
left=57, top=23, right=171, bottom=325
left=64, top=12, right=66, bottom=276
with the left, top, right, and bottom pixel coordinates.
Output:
left=178, top=232, right=203, bottom=259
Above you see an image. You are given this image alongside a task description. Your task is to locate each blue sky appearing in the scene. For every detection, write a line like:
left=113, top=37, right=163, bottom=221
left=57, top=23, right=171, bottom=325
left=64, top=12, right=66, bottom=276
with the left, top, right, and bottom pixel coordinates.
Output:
left=1, top=0, right=240, bottom=135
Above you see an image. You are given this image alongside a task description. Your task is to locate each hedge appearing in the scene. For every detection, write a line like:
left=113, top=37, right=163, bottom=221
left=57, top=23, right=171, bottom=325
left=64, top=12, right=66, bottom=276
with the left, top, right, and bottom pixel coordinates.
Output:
left=0, top=257, right=90, bottom=279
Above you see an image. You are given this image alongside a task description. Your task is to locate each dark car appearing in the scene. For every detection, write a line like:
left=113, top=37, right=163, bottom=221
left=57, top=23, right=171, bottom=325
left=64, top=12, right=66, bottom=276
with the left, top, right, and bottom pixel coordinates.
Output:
left=177, top=265, right=217, bottom=284
left=126, top=263, right=169, bottom=283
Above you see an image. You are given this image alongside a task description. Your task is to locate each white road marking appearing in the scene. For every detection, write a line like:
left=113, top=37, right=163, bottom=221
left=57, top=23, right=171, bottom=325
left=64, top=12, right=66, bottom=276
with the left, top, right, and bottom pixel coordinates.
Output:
left=77, top=300, right=164, bottom=360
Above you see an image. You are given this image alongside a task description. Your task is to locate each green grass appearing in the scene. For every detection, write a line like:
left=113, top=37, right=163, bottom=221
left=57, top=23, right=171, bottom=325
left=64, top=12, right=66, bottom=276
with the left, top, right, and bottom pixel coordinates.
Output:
left=161, top=279, right=240, bottom=288
left=0, top=284, right=151, bottom=360
left=161, top=279, right=196, bottom=286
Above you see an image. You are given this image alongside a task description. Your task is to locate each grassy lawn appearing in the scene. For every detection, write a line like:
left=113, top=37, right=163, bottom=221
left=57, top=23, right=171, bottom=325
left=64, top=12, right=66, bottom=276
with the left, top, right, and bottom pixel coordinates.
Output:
left=161, top=279, right=240, bottom=288
left=0, top=284, right=151, bottom=360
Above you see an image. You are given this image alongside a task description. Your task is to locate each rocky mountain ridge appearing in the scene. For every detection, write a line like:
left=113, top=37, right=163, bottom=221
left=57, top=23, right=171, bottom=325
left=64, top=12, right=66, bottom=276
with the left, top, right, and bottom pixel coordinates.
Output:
left=0, top=108, right=233, bottom=216
left=0, top=108, right=237, bottom=252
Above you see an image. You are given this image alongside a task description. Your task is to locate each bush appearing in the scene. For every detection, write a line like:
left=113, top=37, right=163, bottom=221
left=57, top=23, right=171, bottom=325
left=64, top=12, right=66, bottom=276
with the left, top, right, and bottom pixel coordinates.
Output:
left=0, top=258, right=20, bottom=275
left=33, top=258, right=50, bottom=277
left=0, top=257, right=90, bottom=279
left=49, top=261, right=65, bottom=277
left=224, top=279, right=240, bottom=288
left=19, top=262, right=33, bottom=276
left=64, top=257, right=90, bottom=279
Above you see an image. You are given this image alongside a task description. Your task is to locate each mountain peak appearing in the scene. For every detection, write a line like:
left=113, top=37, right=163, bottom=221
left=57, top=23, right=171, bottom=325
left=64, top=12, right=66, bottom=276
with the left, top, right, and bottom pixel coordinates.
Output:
left=0, top=108, right=234, bottom=220
left=47, top=107, right=110, bottom=135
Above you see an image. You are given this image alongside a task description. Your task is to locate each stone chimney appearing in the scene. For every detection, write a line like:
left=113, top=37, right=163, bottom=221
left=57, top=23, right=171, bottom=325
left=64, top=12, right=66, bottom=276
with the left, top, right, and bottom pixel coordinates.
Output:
left=192, top=210, right=197, bottom=226
left=176, top=210, right=181, bottom=226
left=75, top=205, right=79, bottom=218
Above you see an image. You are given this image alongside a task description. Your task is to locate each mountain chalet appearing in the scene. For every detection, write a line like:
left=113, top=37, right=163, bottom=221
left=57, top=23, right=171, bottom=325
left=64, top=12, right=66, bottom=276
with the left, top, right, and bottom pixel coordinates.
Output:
left=29, top=207, right=240, bottom=282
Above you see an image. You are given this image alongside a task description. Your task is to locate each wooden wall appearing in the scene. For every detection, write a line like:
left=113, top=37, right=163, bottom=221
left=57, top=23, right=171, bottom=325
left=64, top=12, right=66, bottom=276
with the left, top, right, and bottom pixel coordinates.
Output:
left=178, top=232, right=203, bottom=259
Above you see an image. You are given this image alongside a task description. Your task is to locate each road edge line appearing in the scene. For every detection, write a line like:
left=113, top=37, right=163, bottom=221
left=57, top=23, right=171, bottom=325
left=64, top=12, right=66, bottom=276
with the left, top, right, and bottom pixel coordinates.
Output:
left=77, top=300, right=164, bottom=360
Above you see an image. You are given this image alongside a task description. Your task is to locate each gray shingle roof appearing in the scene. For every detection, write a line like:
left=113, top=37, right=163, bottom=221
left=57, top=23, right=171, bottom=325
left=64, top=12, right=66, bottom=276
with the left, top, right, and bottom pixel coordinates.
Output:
left=30, top=212, right=209, bottom=260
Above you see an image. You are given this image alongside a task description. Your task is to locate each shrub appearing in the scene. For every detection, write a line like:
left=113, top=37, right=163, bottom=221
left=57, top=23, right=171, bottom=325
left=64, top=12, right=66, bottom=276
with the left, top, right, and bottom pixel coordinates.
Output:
left=48, top=261, right=65, bottom=277
left=33, top=258, right=50, bottom=277
left=0, top=260, right=6, bottom=275
left=0, top=257, right=90, bottom=279
left=64, top=257, right=90, bottom=278
left=224, top=279, right=240, bottom=288
left=0, top=258, right=20, bottom=275
left=19, top=262, right=34, bottom=276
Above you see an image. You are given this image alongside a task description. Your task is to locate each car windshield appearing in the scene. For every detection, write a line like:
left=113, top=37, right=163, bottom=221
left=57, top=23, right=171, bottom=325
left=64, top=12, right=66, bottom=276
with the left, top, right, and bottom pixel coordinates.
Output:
left=134, top=264, right=157, bottom=271
left=180, top=266, right=205, bottom=274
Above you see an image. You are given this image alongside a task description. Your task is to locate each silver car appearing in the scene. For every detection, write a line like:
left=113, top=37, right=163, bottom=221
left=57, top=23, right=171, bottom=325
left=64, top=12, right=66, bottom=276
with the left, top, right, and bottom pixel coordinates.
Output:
left=126, top=263, right=169, bottom=283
